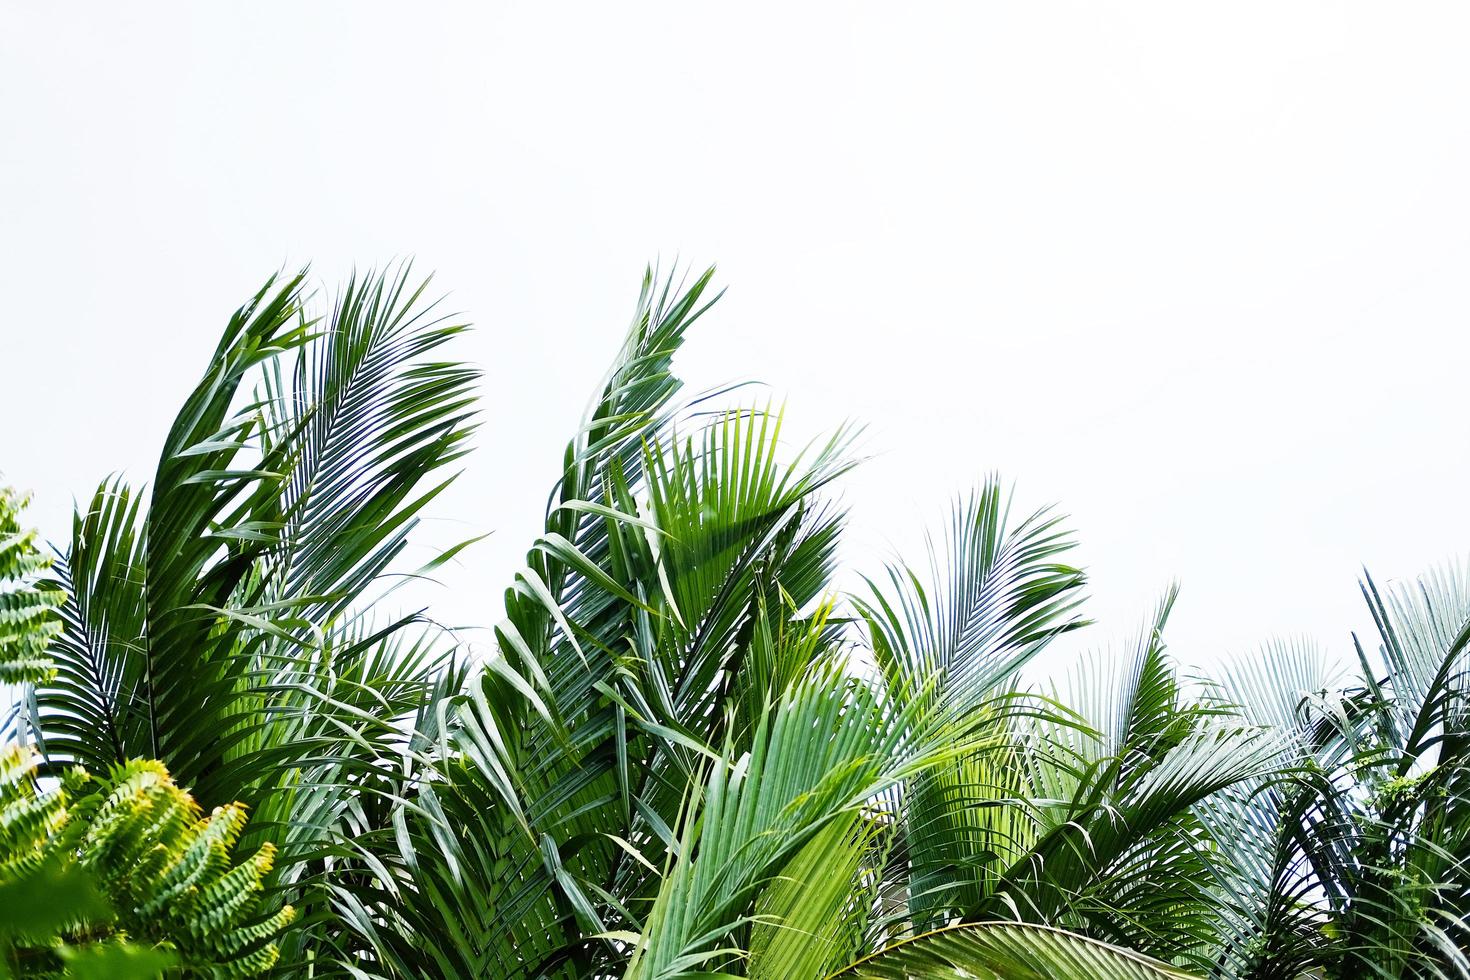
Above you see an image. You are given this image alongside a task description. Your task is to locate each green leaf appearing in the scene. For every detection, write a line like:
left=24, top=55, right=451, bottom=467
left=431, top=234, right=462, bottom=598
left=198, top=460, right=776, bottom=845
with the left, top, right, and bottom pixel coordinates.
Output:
left=56, top=941, right=176, bottom=980
left=829, top=922, right=1199, bottom=979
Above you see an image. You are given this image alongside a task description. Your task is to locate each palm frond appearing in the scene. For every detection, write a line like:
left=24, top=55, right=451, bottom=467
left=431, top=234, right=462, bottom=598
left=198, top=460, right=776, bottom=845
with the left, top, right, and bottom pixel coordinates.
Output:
left=330, top=265, right=737, bottom=979
left=626, top=656, right=994, bottom=980
left=829, top=921, right=1199, bottom=979
left=856, top=478, right=1087, bottom=717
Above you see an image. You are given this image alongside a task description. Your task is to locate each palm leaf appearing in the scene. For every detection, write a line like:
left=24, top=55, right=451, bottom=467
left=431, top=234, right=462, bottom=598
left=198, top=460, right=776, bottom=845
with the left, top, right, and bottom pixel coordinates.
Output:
left=829, top=922, right=1199, bottom=979
left=856, top=478, right=1087, bottom=718
left=626, top=657, right=995, bottom=980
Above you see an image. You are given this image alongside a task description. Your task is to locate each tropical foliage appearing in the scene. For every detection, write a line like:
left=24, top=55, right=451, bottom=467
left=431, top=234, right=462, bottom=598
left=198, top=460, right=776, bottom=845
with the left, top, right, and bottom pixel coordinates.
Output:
left=0, top=486, right=63, bottom=690
left=2, top=265, right=1466, bottom=977
left=0, top=744, right=289, bottom=978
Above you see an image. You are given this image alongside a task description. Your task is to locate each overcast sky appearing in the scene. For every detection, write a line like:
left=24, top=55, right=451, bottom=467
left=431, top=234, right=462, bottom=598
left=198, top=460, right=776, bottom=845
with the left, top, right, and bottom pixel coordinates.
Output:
left=3, top=3, right=1468, bottom=674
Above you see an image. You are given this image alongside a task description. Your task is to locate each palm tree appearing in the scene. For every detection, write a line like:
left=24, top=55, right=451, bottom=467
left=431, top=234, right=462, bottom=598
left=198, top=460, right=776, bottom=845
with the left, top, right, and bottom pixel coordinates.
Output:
left=1204, top=569, right=1470, bottom=978
left=306, top=268, right=1232, bottom=978
left=20, top=266, right=478, bottom=966
left=6, top=263, right=1467, bottom=978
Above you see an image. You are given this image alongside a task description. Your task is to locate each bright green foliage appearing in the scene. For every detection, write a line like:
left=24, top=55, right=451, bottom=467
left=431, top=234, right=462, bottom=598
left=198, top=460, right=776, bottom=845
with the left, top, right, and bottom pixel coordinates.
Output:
left=76, top=758, right=296, bottom=976
left=0, top=744, right=291, bottom=978
left=0, top=486, right=63, bottom=687
left=831, top=922, right=1197, bottom=979
left=0, top=744, right=89, bottom=912
left=53, top=944, right=178, bottom=980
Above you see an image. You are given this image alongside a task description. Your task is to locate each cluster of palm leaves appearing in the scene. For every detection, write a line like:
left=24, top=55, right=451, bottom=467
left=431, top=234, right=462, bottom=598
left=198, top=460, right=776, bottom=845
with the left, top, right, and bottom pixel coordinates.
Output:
left=2, top=265, right=1466, bottom=977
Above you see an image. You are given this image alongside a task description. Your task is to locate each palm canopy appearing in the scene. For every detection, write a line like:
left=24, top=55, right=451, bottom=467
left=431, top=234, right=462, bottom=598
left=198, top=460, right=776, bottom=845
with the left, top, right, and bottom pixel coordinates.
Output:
left=3, top=263, right=1467, bottom=979
left=19, top=265, right=478, bottom=966
left=1202, top=570, right=1470, bottom=978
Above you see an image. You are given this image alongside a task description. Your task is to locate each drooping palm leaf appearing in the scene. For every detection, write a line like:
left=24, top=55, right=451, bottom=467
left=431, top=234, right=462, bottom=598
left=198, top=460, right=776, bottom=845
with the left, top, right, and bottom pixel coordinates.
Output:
left=829, top=921, right=1199, bottom=980
left=978, top=603, right=1281, bottom=967
left=625, top=657, right=998, bottom=980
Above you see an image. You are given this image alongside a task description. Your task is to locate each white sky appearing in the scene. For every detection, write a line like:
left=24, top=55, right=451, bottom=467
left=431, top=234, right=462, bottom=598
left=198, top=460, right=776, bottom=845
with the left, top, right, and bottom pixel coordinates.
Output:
left=3, top=3, right=1469, bottom=674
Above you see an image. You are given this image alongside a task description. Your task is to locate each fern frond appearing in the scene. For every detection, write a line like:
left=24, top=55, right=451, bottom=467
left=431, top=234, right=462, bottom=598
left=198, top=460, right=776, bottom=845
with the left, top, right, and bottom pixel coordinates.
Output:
left=1, top=742, right=290, bottom=977
left=74, top=760, right=293, bottom=976
left=0, top=486, right=63, bottom=686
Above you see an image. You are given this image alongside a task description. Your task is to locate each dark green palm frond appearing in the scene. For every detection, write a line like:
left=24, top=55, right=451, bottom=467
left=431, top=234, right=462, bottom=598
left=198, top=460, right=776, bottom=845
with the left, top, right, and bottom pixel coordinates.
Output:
left=333, top=266, right=727, bottom=979
left=36, top=479, right=147, bottom=775
left=27, top=267, right=477, bottom=974
left=259, top=265, right=477, bottom=617
left=25, top=258, right=1470, bottom=978
left=139, top=272, right=313, bottom=783
left=344, top=267, right=865, bottom=980
left=956, top=593, right=1282, bottom=969
left=480, top=264, right=722, bottom=775
left=1361, top=565, right=1470, bottom=757
left=1199, top=563, right=1470, bottom=979
left=609, top=406, right=856, bottom=869
left=1198, top=638, right=1346, bottom=978
left=36, top=271, right=308, bottom=779
left=1327, top=565, right=1470, bottom=977
left=38, top=265, right=473, bottom=790
left=993, top=722, right=1278, bottom=961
